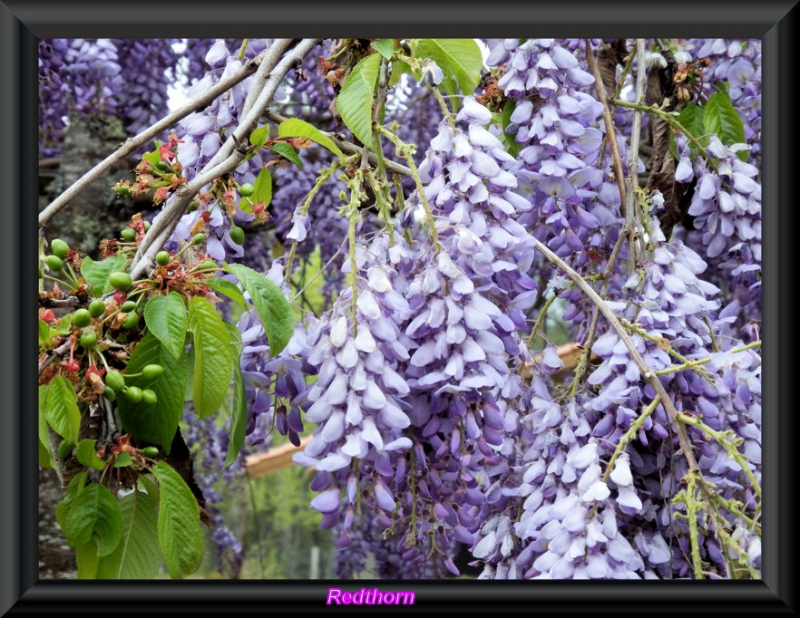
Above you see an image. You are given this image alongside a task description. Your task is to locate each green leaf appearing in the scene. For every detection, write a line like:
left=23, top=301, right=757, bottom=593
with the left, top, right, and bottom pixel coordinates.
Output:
left=677, top=101, right=707, bottom=143
left=80, top=254, right=128, bottom=297
left=153, top=462, right=205, bottom=579
left=114, top=452, right=133, bottom=468
left=337, top=53, right=382, bottom=149
left=46, top=375, right=81, bottom=444
left=62, top=483, right=123, bottom=557
left=39, top=385, right=54, bottom=469
left=388, top=58, right=413, bottom=88
left=56, top=472, right=87, bottom=531
left=117, top=333, right=189, bottom=454
left=704, top=90, right=746, bottom=151
left=76, top=439, right=106, bottom=471
left=96, top=490, right=161, bottom=579
left=38, top=319, right=49, bottom=345
left=277, top=118, right=345, bottom=162
left=249, top=125, right=270, bottom=149
left=187, top=296, right=234, bottom=419
left=143, top=292, right=188, bottom=361
left=252, top=166, right=272, bottom=207
left=76, top=540, right=100, bottom=579
left=370, top=39, right=395, bottom=60
left=138, top=474, right=161, bottom=505
left=143, top=142, right=163, bottom=168
left=224, top=323, right=247, bottom=469
left=226, top=263, right=296, bottom=357
left=205, top=277, right=247, bottom=309
left=268, top=142, right=304, bottom=169
left=500, top=100, right=520, bottom=158
left=413, top=39, right=482, bottom=97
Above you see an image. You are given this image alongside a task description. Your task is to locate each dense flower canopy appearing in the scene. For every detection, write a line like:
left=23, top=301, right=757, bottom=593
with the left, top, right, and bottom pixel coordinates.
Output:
left=38, top=37, right=761, bottom=581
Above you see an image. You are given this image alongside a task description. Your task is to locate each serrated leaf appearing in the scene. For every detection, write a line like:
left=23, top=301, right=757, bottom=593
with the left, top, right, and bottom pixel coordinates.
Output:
left=268, top=142, right=304, bottom=169
left=337, top=53, right=381, bottom=149
left=226, top=263, right=296, bottom=357
left=370, top=39, right=395, bottom=60
left=96, top=490, right=161, bottom=579
left=143, top=292, right=187, bottom=361
left=117, top=333, right=189, bottom=454
left=277, top=118, right=345, bottom=161
left=62, top=483, right=123, bottom=557
left=56, top=472, right=87, bottom=531
left=224, top=323, right=247, bottom=469
left=187, top=296, right=234, bottom=419
left=413, top=39, right=482, bottom=96
left=153, top=462, right=205, bottom=579
left=46, top=375, right=81, bottom=444
left=80, top=254, right=128, bottom=297
left=704, top=90, right=746, bottom=150
left=77, top=439, right=105, bottom=471
left=39, top=385, right=54, bottom=469
left=205, top=277, right=247, bottom=309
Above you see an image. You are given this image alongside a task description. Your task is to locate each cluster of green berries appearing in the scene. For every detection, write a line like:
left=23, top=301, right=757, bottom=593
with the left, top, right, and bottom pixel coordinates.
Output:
left=104, top=364, right=163, bottom=405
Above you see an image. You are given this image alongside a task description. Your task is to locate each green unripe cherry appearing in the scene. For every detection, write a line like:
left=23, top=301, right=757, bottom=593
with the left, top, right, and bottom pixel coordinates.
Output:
left=79, top=331, right=97, bottom=349
left=108, top=272, right=132, bottom=292
left=120, top=300, right=137, bottom=313
left=124, top=386, right=143, bottom=404
left=191, top=233, right=205, bottom=245
left=142, top=389, right=158, bottom=405
left=143, top=220, right=151, bottom=231
left=57, top=439, right=74, bottom=458
left=141, top=364, right=164, bottom=382
left=45, top=255, right=63, bottom=271
left=120, top=228, right=137, bottom=242
left=239, top=182, right=255, bottom=197
left=196, top=260, right=217, bottom=271
left=229, top=225, right=245, bottom=245
left=140, top=446, right=159, bottom=457
left=104, top=385, right=116, bottom=402
left=51, top=239, right=70, bottom=259
left=122, top=311, right=140, bottom=329
left=72, top=308, right=92, bottom=328
left=156, top=250, right=171, bottom=266
left=105, top=370, right=126, bottom=392
left=88, top=299, right=106, bottom=318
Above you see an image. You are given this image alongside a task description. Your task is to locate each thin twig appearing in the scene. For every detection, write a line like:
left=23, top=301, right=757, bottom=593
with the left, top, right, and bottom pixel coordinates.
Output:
left=262, top=110, right=412, bottom=177
left=584, top=39, right=628, bottom=219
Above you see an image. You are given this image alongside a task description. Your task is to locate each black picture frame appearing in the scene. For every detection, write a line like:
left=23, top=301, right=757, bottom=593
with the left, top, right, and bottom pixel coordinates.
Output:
left=2, top=1, right=795, bottom=614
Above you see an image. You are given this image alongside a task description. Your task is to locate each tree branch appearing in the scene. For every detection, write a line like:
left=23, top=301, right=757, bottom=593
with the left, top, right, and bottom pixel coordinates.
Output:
left=38, top=47, right=272, bottom=230
left=129, top=39, right=321, bottom=281
left=532, top=237, right=702, bottom=476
